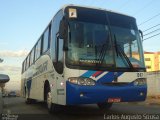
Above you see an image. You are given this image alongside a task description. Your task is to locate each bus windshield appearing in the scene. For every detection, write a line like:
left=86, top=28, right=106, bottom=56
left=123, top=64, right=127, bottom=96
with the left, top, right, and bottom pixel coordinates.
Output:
left=108, top=12, right=145, bottom=69
left=66, top=10, right=145, bottom=70
left=67, top=21, right=114, bottom=68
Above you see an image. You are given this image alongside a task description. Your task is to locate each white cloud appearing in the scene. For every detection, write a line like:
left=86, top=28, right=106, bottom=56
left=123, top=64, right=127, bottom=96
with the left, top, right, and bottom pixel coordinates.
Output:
left=0, top=50, right=29, bottom=57
left=0, top=65, right=21, bottom=72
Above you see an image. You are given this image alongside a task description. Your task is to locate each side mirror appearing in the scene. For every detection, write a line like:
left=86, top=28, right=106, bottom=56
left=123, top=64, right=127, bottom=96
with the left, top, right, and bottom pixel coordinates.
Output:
left=0, top=74, right=10, bottom=83
left=59, top=18, right=67, bottom=39
left=139, top=30, right=143, bottom=40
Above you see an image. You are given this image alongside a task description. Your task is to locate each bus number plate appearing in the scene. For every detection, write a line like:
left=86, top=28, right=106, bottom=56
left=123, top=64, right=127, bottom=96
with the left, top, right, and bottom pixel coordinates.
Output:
left=108, top=98, right=121, bottom=103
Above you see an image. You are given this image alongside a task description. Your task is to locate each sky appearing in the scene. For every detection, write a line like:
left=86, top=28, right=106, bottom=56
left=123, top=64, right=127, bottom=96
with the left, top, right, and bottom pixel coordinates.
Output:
left=0, top=0, right=160, bottom=91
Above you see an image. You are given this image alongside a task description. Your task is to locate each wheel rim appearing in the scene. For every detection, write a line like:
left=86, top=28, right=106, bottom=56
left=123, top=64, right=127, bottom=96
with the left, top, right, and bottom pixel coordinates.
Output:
left=47, top=92, right=52, bottom=109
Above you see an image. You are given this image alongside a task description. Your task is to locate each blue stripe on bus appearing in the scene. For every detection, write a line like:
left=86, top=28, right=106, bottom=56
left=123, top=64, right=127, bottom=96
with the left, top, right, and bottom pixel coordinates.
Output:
left=81, top=70, right=124, bottom=83
left=81, top=70, right=97, bottom=77
left=97, top=72, right=124, bottom=83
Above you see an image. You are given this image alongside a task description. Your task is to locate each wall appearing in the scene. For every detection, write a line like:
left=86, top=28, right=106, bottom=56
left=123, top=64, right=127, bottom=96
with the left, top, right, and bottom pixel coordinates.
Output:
left=147, top=71, right=160, bottom=97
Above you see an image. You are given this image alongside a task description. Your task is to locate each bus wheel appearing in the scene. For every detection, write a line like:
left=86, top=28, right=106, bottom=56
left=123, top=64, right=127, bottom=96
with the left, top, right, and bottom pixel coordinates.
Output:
left=25, top=88, right=30, bottom=104
left=47, top=91, right=52, bottom=110
left=46, top=88, right=60, bottom=113
left=25, top=88, right=35, bottom=104
left=25, top=92, right=32, bottom=104
left=25, top=98, right=32, bottom=104
left=97, top=102, right=113, bottom=111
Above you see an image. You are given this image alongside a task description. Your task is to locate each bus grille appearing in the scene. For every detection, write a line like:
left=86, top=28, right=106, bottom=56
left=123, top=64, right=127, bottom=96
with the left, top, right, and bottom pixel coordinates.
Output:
left=102, top=82, right=129, bottom=86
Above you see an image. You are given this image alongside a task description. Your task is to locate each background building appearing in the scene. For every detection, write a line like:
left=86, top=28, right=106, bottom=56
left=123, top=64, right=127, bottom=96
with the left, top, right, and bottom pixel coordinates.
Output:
left=143, top=52, right=160, bottom=97
left=144, top=52, right=160, bottom=72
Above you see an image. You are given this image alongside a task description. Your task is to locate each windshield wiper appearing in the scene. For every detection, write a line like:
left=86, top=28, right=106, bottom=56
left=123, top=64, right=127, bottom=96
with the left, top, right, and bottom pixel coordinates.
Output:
left=114, top=35, right=134, bottom=69
left=96, top=44, right=108, bottom=65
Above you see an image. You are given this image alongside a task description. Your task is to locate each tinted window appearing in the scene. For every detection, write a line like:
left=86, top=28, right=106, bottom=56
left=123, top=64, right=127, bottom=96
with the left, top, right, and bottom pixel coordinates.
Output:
left=26, top=58, right=28, bottom=69
left=107, top=12, right=137, bottom=30
left=26, top=56, right=30, bottom=69
left=24, top=60, right=26, bottom=71
left=43, top=28, right=49, bottom=53
left=22, top=61, right=25, bottom=73
left=67, top=21, right=113, bottom=67
left=30, top=48, right=35, bottom=65
left=28, top=54, right=31, bottom=67
left=35, top=43, right=38, bottom=60
left=66, top=7, right=108, bottom=25
left=35, top=39, right=41, bottom=60
left=51, top=10, right=63, bottom=62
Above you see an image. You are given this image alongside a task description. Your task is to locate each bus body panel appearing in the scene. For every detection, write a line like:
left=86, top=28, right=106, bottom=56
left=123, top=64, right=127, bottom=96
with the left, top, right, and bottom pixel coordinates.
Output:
left=66, top=81, right=147, bottom=105
left=22, top=54, right=67, bottom=105
left=64, top=68, right=147, bottom=105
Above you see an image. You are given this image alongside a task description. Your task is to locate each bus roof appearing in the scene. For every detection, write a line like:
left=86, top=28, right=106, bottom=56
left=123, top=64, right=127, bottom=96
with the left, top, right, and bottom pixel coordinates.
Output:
left=61, top=4, right=134, bottom=19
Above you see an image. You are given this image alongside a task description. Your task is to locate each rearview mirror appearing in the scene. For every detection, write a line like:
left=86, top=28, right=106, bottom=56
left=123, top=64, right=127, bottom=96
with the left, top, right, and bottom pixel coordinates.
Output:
left=0, top=74, right=10, bottom=83
left=139, top=30, right=143, bottom=40
left=59, top=18, right=68, bottom=39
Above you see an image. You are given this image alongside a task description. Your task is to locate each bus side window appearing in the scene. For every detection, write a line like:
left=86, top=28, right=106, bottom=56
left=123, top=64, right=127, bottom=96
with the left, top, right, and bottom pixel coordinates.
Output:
left=24, top=60, right=26, bottom=71
left=28, top=53, right=31, bottom=68
left=35, top=39, right=41, bottom=60
left=43, top=28, right=49, bottom=53
left=35, top=43, right=38, bottom=60
left=48, top=23, right=51, bottom=49
left=26, top=57, right=28, bottom=69
left=55, top=35, right=64, bottom=74
left=30, top=48, right=35, bottom=65
left=51, top=10, right=63, bottom=71
left=22, top=61, right=24, bottom=73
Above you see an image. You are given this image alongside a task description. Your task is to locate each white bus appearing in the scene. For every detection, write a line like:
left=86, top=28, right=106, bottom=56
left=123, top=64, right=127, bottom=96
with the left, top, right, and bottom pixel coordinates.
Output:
left=21, top=5, right=147, bottom=112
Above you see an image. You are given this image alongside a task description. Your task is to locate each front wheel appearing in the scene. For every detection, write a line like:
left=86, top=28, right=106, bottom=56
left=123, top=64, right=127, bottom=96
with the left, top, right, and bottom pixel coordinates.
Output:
left=97, top=102, right=113, bottom=110
left=46, top=88, right=61, bottom=113
left=47, top=91, right=52, bottom=112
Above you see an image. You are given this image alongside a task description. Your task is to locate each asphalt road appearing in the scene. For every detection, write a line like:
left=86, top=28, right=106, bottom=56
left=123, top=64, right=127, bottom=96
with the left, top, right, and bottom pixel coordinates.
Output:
left=1, top=97, right=160, bottom=120
left=0, top=91, right=3, bottom=114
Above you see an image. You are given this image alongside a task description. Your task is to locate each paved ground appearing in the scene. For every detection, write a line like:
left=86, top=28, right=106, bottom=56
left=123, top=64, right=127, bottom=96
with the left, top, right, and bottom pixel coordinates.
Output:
left=0, top=91, right=3, bottom=114
left=1, top=97, right=160, bottom=120
left=145, top=98, right=160, bottom=105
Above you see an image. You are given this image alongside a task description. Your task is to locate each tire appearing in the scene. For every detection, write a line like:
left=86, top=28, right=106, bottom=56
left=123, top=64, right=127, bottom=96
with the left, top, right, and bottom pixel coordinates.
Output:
left=25, top=98, right=33, bottom=104
left=97, top=102, right=113, bottom=111
left=25, top=88, right=36, bottom=104
left=46, top=87, right=61, bottom=113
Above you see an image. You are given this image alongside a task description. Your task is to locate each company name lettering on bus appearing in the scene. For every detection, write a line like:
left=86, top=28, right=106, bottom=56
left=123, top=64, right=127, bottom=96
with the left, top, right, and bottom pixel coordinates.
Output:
left=33, top=61, right=48, bottom=77
left=80, top=59, right=101, bottom=64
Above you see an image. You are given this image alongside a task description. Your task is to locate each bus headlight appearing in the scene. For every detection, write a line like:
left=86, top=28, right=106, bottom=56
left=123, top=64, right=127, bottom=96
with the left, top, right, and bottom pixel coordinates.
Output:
left=134, top=78, right=147, bottom=86
left=68, top=77, right=96, bottom=86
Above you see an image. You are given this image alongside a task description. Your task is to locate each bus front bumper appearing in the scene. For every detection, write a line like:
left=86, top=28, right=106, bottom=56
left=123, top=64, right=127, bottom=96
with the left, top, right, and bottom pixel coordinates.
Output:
left=66, top=82, right=147, bottom=105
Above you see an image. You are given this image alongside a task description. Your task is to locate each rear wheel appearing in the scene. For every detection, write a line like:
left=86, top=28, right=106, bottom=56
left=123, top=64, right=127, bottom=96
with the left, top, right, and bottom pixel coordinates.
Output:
left=97, top=102, right=113, bottom=111
left=25, top=98, right=34, bottom=104
left=25, top=88, right=36, bottom=104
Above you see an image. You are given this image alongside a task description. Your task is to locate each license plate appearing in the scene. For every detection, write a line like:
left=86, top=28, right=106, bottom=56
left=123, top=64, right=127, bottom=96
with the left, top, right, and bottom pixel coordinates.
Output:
left=108, top=98, right=121, bottom=103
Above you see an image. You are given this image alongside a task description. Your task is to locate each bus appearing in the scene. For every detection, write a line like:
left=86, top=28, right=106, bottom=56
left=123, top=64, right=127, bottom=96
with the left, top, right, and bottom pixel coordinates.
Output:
left=21, top=5, right=147, bottom=112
